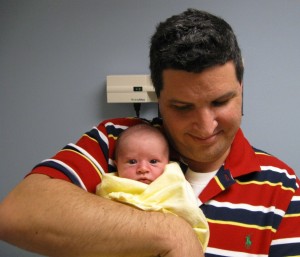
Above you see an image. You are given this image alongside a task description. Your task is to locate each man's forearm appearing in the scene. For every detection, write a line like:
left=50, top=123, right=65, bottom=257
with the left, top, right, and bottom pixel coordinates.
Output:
left=0, top=174, right=203, bottom=257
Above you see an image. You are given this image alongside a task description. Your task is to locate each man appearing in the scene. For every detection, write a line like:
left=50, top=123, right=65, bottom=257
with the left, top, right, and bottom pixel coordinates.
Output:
left=1, top=8, right=300, bottom=257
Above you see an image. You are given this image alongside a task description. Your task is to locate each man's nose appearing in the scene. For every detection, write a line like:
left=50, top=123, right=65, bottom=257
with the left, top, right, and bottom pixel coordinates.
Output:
left=193, top=108, right=217, bottom=136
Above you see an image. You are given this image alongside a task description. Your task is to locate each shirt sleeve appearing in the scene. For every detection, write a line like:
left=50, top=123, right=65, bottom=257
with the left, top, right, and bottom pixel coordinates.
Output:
left=28, top=117, right=148, bottom=193
left=269, top=183, right=300, bottom=256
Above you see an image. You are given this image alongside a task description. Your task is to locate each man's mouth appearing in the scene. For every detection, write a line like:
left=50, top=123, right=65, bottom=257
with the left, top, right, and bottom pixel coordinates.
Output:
left=188, top=132, right=219, bottom=145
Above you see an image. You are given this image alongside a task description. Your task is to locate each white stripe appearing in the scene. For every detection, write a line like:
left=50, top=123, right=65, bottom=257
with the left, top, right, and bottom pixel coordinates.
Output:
left=206, top=247, right=267, bottom=257
left=41, top=159, right=87, bottom=191
left=208, top=200, right=285, bottom=217
left=89, top=126, right=109, bottom=146
left=108, top=158, right=115, bottom=167
left=260, top=166, right=296, bottom=180
left=292, top=195, right=300, bottom=201
left=68, top=143, right=106, bottom=175
left=104, top=122, right=129, bottom=130
left=97, top=128, right=109, bottom=146
left=271, top=237, right=300, bottom=245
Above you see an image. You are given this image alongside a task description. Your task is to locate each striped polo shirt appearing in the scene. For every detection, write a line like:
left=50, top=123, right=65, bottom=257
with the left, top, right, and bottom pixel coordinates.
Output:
left=30, top=117, right=300, bottom=256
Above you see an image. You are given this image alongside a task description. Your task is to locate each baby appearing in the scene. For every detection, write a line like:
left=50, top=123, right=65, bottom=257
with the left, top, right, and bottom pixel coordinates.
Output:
left=96, top=123, right=209, bottom=251
left=114, top=123, right=169, bottom=184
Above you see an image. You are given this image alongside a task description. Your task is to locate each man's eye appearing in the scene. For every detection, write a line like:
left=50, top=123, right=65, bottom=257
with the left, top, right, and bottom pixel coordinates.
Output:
left=150, top=159, right=158, bottom=164
left=128, top=159, right=137, bottom=164
left=172, top=105, right=192, bottom=111
left=212, top=99, right=229, bottom=107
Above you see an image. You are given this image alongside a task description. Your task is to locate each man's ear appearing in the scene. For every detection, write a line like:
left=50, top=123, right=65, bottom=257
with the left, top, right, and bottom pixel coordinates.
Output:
left=241, top=82, right=244, bottom=116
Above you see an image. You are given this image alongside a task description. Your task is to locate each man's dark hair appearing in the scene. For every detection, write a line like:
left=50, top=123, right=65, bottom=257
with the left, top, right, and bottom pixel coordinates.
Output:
left=149, top=9, right=244, bottom=97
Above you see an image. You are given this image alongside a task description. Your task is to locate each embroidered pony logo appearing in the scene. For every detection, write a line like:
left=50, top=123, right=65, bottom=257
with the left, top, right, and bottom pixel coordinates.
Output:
left=245, top=234, right=252, bottom=249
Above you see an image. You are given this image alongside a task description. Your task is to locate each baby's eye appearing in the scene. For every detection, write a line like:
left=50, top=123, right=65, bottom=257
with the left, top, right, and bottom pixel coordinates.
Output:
left=128, top=159, right=137, bottom=164
left=150, top=159, right=158, bottom=164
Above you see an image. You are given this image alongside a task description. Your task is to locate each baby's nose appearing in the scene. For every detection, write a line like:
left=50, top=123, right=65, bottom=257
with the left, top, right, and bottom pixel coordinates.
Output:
left=137, top=161, right=150, bottom=174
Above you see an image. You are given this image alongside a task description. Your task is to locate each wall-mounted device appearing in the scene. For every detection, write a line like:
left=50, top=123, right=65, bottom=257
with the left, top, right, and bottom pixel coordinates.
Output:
left=106, top=75, right=157, bottom=103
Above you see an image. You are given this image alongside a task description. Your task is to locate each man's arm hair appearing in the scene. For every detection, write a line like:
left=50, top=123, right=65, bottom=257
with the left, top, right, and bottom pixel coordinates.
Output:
left=0, top=174, right=203, bottom=257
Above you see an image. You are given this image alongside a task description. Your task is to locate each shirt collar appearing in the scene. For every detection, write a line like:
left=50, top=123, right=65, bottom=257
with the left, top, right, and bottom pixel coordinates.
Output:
left=224, top=128, right=261, bottom=177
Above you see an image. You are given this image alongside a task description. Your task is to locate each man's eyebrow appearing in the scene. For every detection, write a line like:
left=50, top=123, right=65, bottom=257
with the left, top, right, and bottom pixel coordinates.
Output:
left=168, top=99, right=193, bottom=105
left=169, top=91, right=237, bottom=103
left=214, top=91, right=237, bottom=101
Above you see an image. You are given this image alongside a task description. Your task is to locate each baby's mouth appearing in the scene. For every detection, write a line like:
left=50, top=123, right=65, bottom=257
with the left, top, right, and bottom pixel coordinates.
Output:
left=138, top=178, right=152, bottom=184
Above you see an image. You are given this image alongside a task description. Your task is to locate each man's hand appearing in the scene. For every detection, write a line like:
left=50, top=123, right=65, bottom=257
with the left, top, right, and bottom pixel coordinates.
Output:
left=156, top=214, right=204, bottom=257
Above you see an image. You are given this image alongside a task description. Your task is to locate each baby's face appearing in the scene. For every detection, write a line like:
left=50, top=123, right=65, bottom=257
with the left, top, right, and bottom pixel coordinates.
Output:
left=116, top=132, right=169, bottom=184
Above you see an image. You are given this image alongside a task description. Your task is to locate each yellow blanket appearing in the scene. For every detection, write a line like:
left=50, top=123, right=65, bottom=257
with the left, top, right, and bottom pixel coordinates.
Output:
left=96, top=162, right=209, bottom=250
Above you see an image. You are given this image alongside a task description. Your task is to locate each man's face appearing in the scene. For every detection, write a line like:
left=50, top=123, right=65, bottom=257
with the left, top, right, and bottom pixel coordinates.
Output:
left=158, top=61, right=243, bottom=172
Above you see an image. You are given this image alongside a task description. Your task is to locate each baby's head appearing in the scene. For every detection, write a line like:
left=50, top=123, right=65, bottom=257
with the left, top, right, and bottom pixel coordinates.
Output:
left=114, top=123, right=169, bottom=184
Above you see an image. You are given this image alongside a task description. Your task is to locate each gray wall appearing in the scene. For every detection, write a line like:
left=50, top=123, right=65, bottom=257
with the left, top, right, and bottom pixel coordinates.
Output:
left=1, top=0, right=300, bottom=256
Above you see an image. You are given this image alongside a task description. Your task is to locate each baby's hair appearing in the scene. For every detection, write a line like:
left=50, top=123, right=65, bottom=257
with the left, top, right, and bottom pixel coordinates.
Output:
left=114, top=123, right=169, bottom=161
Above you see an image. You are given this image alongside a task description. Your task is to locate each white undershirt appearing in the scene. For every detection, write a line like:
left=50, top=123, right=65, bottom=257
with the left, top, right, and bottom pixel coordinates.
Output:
left=185, top=168, right=218, bottom=197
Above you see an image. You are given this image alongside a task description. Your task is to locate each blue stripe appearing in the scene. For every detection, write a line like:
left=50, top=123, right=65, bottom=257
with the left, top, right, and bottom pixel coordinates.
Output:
left=205, top=253, right=220, bottom=257
left=238, top=169, right=297, bottom=191
left=105, top=124, right=126, bottom=137
left=253, top=147, right=271, bottom=155
left=108, top=163, right=117, bottom=172
left=269, top=241, right=300, bottom=256
left=217, top=166, right=236, bottom=188
left=63, top=144, right=78, bottom=152
left=286, top=199, right=300, bottom=215
left=33, top=161, right=83, bottom=188
left=85, top=128, right=109, bottom=162
left=201, top=204, right=282, bottom=230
